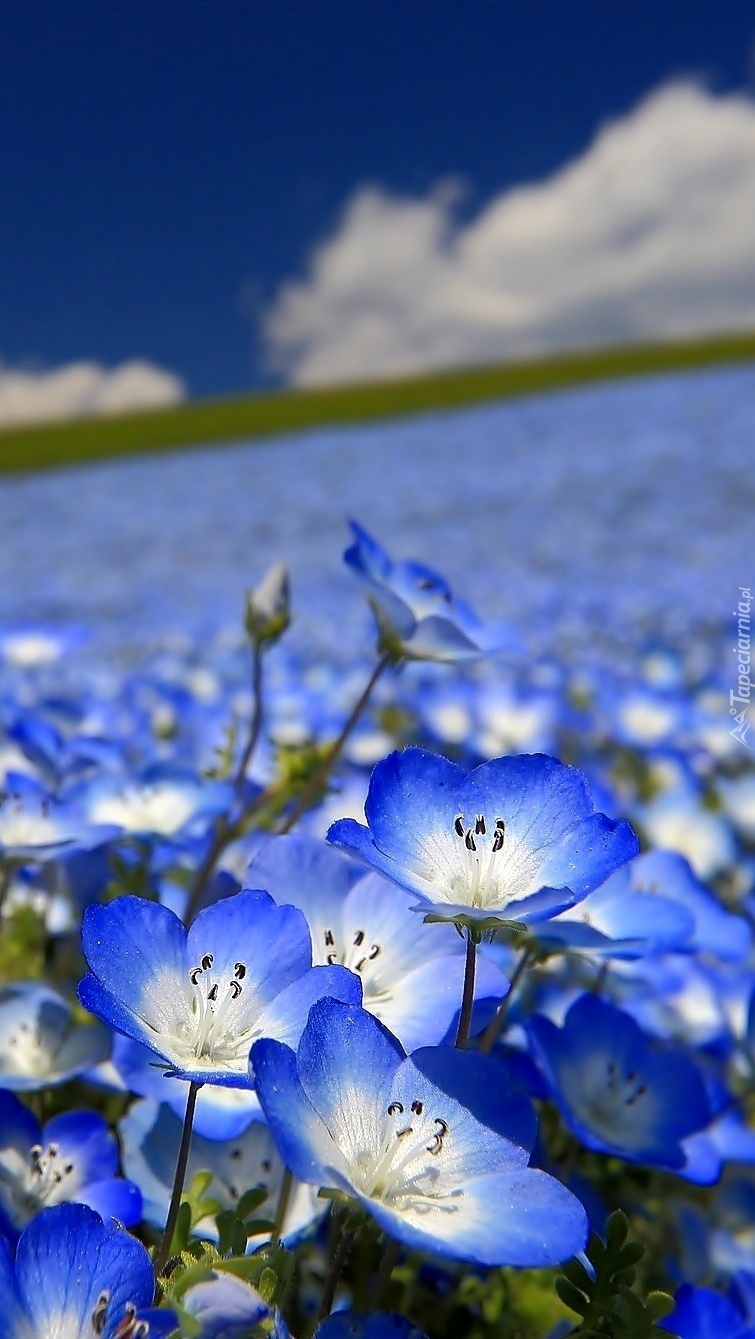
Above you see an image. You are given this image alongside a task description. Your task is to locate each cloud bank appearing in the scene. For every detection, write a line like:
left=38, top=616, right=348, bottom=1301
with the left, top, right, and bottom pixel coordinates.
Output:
left=0, top=359, right=186, bottom=428
left=264, top=83, right=755, bottom=386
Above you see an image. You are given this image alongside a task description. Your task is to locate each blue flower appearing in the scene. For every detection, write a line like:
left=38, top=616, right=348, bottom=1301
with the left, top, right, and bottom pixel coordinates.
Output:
left=328, top=748, right=638, bottom=930
left=0, top=1202, right=175, bottom=1339
left=246, top=835, right=509, bottom=1049
left=316, top=1316, right=428, bottom=1339
left=120, top=1098, right=322, bottom=1243
left=79, top=889, right=362, bottom=1087
left=661, top=1282, right=755, bottom=1339
left=179, top=1270, right=270, bottom=1338
left=344, top=521, right=510, bottom=663
left=528, top=994, right=713, bottom=1175
left=0, top=773, right=116, bottom=863
left=252, top=998, right=587, bottom=1268
left=0, top=1091, right=141, bottom=1242
left=0, top=983, right=110, bottom=1091
left=535, top=857, right=695, bottom=959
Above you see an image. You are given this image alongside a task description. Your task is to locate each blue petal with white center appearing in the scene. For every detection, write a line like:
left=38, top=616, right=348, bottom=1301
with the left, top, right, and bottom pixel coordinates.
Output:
left=79, top=890, right=360, bottom=1088
left=0, top=1202, right=175, bottom=1339
left=0, top=1094, right=141, bottom=1241
left=253, top=999, right=587, bottom=1267
left=528, top=994, right=712, bottom=1173
left=328, top=748, right=638, bottom=928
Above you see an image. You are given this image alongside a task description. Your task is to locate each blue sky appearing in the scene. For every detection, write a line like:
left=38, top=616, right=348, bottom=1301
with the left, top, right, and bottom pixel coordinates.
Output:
left=1, top=1, right=755, bottom=404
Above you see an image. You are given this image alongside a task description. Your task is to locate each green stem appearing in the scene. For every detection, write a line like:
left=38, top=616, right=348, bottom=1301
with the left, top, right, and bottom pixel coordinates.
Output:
left=273, top=1166, right=293, bottom=1241
left=454, top=931, right=477, bottom=1048
left=480, top=948, right=534, bottom=1054
left=233, top=641, right=264, bottom=789
left=370, top=1236, right=399, bottom=1307
left=153, top=1081, right=200, bottom=1278
left=278, top=652, right=391, bottom=834
left=317, top=1220, right=358, bottom=1322
left=0, top=861, right=15, bottom=920
left=184, top=645, right=266, bottom=924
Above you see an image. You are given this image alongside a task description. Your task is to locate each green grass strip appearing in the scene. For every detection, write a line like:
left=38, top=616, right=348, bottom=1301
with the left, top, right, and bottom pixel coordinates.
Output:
left=2, top=330, right=755, bottom=476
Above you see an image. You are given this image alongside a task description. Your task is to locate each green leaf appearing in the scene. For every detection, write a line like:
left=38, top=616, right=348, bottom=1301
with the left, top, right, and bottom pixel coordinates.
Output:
left=556, top=1277, right=590, bottom=1316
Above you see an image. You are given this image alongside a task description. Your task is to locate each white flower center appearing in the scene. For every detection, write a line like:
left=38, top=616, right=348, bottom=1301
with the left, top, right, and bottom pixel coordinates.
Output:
left=171, top=952, right=253, bottom=1067
left=351, top=1099, right=460, bottom=1216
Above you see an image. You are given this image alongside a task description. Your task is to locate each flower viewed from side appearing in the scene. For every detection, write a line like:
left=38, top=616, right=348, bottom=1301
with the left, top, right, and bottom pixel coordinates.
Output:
left=78, top=889, right=362, bottom=1087
left=0, top=1203, right=175, bottom=1339
left=0, top=983, right=111, bottom=1091
left=328, top=748, right=639, bottom=930
left=253, top=998, right=588, bottom=1267
left=528, top=994, right=712, bottom=1175
left=0, top=1092, right=141, bottom=1242
left=344, top=521, right=511, bottom=663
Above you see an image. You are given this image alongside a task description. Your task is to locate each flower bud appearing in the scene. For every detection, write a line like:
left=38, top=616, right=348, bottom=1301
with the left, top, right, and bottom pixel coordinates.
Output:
left=244, top=563, right=291, bottom=647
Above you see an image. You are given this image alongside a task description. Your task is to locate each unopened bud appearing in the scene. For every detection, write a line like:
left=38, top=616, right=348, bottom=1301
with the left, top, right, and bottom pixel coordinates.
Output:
left=245, top=563, right=291, bottom=647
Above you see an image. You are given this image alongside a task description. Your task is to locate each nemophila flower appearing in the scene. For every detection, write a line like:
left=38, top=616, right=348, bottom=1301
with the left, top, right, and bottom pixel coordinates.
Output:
left=247, top=835, right=508, bottom=1049
left=0, top=1203, right=175, bottom=1339
left=120, top=1098, right=322, bottom=1241
left=328, top=748, right=638, bottom=931
left=252, top=999, right=588, bottom=1267
left=661, top=1282, right=755, bottom=1339
left=536, top=859, right=695, bottom=960
left=0, top=1091, right=141, bottom=1242
left=623, top=849, right=752, bottom=962
left=527, top=994, right=713, bottom=1176
left=0, top=983, right=110, bottom=1090
left=344, top=520, right=509, bottom=663
left=75, top=764, right=231, bottom=842
left=78, top=889, right=362, bottom=1087
left=179, top=1270, right=270, bottom=1338
left=0, top=773, right=116, bottom=863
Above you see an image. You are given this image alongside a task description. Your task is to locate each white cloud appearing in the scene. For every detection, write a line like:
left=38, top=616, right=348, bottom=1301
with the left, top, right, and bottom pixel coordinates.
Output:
left=0, top=358, right=186, bottom=428
left=264, top=83, right=755, bottom=386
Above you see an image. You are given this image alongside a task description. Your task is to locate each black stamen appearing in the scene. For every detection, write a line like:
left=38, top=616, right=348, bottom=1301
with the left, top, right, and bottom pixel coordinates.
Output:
left=368, top=944, right=381, bottom=960
left=464, top=829, right=476, bottom=852
left=324, top=929, right=335, bottom=947
left=475, top=814, right=486, bottom=835
left=229, top=980, right=243, bottom=999
left=201, top=953, right=214, bottom=971
left=189, top=967, right=202, bottom=985
left=207, top=983, right=219, bottom=1002
left=411, top=1100, right=423, bottom=1115
left=234, top=962, right=246, bottom=980
left=426, top=1117, right=449, bottom=1155
left=353, top=930, right=365, bottom=946
left=387, top=1102, right=403, bottom=1116
left=92, top=1291, right=110, bottom=1335
left=454, top=814, right=465, bottom=838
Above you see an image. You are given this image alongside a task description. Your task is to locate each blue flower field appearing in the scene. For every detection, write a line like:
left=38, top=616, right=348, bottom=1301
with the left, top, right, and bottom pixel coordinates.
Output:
left=0, top=366, right=753, bottom=1339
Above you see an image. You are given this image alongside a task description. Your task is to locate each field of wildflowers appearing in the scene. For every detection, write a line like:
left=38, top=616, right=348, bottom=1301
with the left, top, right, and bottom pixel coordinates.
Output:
left=0, top=368, right=753, bottom=1339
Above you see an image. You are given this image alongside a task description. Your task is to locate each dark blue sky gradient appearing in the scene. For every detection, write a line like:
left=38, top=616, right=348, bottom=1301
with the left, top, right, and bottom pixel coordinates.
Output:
left=2, top=1, right=754, bottom=395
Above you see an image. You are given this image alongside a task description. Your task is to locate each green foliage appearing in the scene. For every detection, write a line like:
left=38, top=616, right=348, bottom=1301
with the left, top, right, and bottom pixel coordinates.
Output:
left=0, top=904, right=47, bottom=982
left=555, top=1211, right=676, bottom=1338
